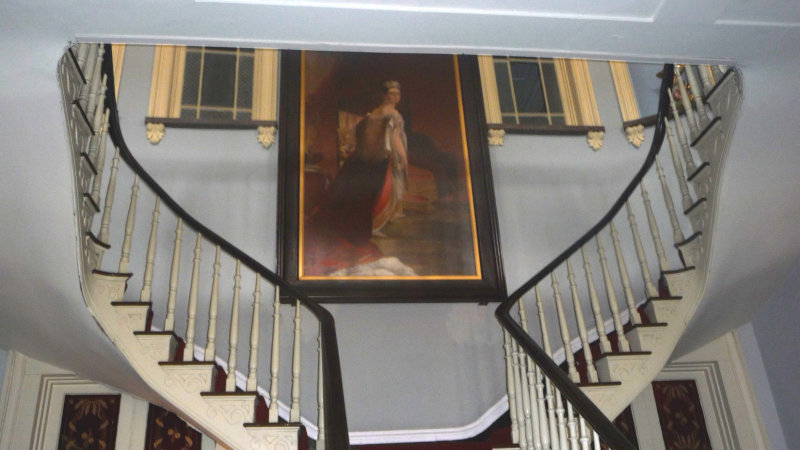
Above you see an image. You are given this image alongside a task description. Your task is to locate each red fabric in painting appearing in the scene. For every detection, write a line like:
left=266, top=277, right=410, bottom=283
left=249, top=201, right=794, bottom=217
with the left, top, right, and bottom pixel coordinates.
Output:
left=144, top=403, right=202, bottom=450
left=58, top=394, right=121, bottom=450
left=652, top=380, right=713, bottom=450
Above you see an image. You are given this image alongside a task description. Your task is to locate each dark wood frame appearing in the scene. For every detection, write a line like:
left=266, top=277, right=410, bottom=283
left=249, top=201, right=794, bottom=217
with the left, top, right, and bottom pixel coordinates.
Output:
left=277, top=50, right=506, bottom=303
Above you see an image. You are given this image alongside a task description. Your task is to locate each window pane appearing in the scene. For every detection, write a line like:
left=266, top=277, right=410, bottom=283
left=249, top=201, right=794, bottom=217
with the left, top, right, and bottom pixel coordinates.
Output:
left=201, top=52, right=237, bottom=108
left=237, top=111, right=252, bottom=121
left=510, top=61, right=546, bottom=114
left=550, top=115, right=566, bottom=126
left=199, top=109, right=234, bottom=120
left=518, top=115, right=549, bottom=125
left=182, top=51, right=202, bottom=107
left=541, top=62, right=563, bottom=114
left=237, top=54, right=254, bottom=111
left=501, top=114, right=518, bottom=125
left=180, top=107, right=197, bottom=119
left=494, top=60, right=515, bottom=117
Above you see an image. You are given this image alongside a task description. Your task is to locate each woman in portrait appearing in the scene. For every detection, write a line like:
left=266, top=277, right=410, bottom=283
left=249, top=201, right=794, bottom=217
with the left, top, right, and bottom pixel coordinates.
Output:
left=304, top=81, right=410, bottom=275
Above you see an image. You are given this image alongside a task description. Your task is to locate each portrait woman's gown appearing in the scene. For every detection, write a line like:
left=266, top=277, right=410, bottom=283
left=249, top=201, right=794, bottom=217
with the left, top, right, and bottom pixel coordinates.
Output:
left=303, top=110, right=408, bottom=276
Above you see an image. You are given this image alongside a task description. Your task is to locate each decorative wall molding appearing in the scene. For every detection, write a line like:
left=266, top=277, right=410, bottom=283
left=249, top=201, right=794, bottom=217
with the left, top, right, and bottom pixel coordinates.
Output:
left=111, top=44, right=125, bottom=98
left=610, top=61, right=645, bottom=148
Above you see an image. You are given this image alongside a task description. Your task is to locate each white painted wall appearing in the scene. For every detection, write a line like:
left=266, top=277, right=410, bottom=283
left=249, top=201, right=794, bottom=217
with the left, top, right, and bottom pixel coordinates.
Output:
left=746, top=260, right=800, bottom=449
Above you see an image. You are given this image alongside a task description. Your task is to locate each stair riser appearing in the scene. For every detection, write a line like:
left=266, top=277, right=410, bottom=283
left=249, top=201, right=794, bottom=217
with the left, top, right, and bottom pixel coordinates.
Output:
left=203, top=395, right=256, bottom=427
left=246, top=426, right=300, bottom=450
left=663, top=270, right=698, bottom=297
left=644, top=300, right=681, bottom=324
left=626, top=327, right=666, bottom=352
left=595, top=354, right=650, bottom=384
left=136, top=334, right=178, bottom=363
left=161, top=365, right=217, bottom=396
left=677, top=235, right=704, bottom=268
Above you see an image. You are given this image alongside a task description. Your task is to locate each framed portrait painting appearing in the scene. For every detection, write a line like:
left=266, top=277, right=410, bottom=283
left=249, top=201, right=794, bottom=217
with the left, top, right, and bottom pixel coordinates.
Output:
left=277, top=50, right=505, bottom=302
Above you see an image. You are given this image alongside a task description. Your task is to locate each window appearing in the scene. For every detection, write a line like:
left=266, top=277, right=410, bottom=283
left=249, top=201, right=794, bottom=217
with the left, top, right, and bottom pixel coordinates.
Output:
left=180, top=47, right=254, bottom=120
left=145, top=45, right=278, bottom=147
left=478, top=55, right=604, bottom=149
left=493, top=57, right=565, bottom=126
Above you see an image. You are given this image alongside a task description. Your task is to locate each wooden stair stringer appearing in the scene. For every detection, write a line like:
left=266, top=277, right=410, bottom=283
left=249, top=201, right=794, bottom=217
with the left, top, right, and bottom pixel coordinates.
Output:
left=83, top=271, right=299, bottom=450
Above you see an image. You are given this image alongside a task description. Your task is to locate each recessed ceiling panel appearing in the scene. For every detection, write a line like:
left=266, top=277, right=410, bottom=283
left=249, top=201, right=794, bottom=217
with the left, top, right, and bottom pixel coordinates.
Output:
left=197, top=0, right=664, bottom=22
left=717, top=0, right=800, bottom=26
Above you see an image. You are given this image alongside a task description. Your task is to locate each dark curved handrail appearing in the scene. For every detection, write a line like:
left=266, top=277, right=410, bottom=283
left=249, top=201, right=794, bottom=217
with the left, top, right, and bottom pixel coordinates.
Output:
left=496, top=64, right=675, bottom=450
left=99, top=45, right=350, bottom=449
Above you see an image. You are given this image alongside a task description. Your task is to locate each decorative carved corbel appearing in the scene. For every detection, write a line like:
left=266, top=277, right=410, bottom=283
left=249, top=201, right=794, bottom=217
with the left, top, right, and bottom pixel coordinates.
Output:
left=488, top=128, right=505, bottom=146
left=257, top=125, right=276, bottom=149
left=587, top=130, right=605, bottom=151
left=625, top=124, right=645, bottom=148
left=146, top=122, right=165, bottom=144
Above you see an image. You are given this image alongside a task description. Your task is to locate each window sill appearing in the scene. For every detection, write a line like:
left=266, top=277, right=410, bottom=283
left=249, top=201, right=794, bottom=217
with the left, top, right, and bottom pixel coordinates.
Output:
left=145, top=116, right=276, bottom=130
left=487, top=123, right=605, bottom=136
left=143, top=117, right=278, bottom=148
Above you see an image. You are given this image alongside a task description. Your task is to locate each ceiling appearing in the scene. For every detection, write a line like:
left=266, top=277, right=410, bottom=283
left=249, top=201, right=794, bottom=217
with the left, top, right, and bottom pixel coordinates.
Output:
left=2, top=0, right=800, bottom=439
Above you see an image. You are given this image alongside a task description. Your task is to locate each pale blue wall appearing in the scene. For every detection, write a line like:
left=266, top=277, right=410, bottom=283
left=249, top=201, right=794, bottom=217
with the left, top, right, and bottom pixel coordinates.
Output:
left=748, top=260, right=800, bottom=448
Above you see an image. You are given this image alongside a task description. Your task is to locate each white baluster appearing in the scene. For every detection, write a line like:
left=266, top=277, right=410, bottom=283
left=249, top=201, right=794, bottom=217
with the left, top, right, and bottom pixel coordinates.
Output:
left=555, top=385, right=568, bottom=450
left=513, top=339, right=531, bottom=450
left=183, top=233, right=202, bottom=362
left=139, top=198, right=160, bottom=302
left=664, top=118, right=694, bottom=211
left=79, top=45, right=98, bottom=108
left=90, top=110, right=109, bottom=206
left=88, top=78, right=108, bottom=157
left=610, top=222, right=642, bottom=327
left=593, top=431, right=601, bottom=450
left=268, top=285, right=281, bottom=422
left=204, top=246, right=221, bottom=361
left=226, top=260, right=241, bottom=392
left=85, top=47, right=105, bottom=120
left=578, top=418, right=591, bottom=450
left=685, top=65, right=712, bottom=126
left=668, top=88, right=698, bottom=175
left=655, top=155, right=685, bottom=245
left=580, top=247, right=611, bottom=353
left=76, top=44, right=90, bottom=73
left=317, top=322, right=326, bottom=450
left=566, top=260, right=597, bottom=383
left=164, top=218, right=182, bottom=332
left=676, top=69, right=699, bottom=137
left=566, top=403, right=579, bottom=450
left=98, top=146, right=120, bottom=248
left=246, top=274, right=262, bottom=391
left=552, top=272, right=579, bottom=383
left=118, top=175, right=139, bottom=274
left=625, top=201, right=657, bottom=298
left=699, top=65, right=714, bottom=94
left=290, top=301, right=302, bottom=423
left=596, top=235, right=630, bottom=351
left=519, top=300, right=543, bottom=450
left=535, top=286, right=556, bottom=450
left=503, top=330, right=520, bottom=444
left=640, top=182, right=670, bottom=272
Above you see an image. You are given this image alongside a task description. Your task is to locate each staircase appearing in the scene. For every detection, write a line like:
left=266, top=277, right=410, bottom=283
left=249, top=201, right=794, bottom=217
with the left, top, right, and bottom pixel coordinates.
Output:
left=496, top=64, right=742, bottom=448
left=60, top=44, right=348, bottom=450
left=59, top=43, right=742, bottom=450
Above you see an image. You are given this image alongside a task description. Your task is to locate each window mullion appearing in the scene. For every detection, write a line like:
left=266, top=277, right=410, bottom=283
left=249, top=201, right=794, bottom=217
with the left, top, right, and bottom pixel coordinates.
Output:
left=196, top=49, right=205, bottom=119
left=233, top=48, right=241, bottom=119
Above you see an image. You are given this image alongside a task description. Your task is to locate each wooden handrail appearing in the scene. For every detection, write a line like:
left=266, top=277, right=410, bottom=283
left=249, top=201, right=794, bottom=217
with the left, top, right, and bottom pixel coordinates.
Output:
left=100, top=45, right=350, bottom=449
left=496, top=64, right=675, bottom=450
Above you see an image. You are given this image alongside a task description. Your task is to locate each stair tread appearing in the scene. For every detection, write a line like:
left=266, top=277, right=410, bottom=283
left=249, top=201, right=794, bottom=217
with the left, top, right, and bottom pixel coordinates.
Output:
left=159, top=361, right=216, bottom=366
left=576, top=381, right=622, bottom=387
left=704, top=69, right=734, bottom=101
left=94, top=269, right=133, bottom=278
left=646, top=295, right=682, bottom=301
left=628, top=322, right=668, bottom=329
left=687, top=162, right=710, bottom=182
left=243, top=422, right=303, bottom=428
left=110, top=301, right=152, bottom=307
left=82, top=193, right=100, bottom=213
left=662, top=266, right=695, bottom=275
left=684, top=197, right=707, bottom=215
left=690, top=116, right=721, bottom=147
left=85, top=231, right=110, bottom=249
left=675, top=231, right=702, bottom=248
left=133, top=330, right=176, bottom=336
left=200, top=391, right=258, bottom=397
left=595, top=351, right=651, bottom=361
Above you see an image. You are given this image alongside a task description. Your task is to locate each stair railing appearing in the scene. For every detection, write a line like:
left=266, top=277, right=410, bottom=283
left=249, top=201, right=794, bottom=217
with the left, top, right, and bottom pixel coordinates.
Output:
left=64, top=43, right=350, bottom=449
left=496, top=64, right=679, bottom=449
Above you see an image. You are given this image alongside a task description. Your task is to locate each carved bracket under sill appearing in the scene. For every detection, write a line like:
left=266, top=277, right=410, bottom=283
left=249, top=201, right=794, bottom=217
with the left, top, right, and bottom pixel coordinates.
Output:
left=144, top=117, right=278, bottom=149
left=487, top=123, right=606, bottom=150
